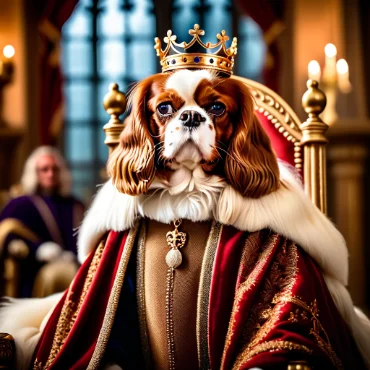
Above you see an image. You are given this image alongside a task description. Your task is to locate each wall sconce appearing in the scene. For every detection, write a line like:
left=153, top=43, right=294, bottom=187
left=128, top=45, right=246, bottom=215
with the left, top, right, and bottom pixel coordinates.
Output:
left=0, top=45, right=15, bottom=126
left=307, top=43, right=351, bottom=126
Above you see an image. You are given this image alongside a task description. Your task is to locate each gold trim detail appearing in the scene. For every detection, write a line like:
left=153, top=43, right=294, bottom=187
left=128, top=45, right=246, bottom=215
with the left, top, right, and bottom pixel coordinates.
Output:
left=223, top=237, right=299, bottom=369
left=166, top=266, right=176, bottom=370
left=196, top=221, right=222, bottom=370
left=284, top=295, right=343, bottom=369
left=0, top=218, right=39, bottom=256
left=38, top=240, right=106, bottom=369
left=87, top=221, right=140, bottom=370
left=241, top=340, right=311, bottom=360
left=222, top=233, right=279, bottom=367
left=136, top=221, right=151, bottom=369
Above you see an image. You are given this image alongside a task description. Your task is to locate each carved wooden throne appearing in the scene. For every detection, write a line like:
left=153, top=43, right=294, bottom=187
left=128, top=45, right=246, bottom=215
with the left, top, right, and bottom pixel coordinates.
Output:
left=0, top=78, right=327, bottom=370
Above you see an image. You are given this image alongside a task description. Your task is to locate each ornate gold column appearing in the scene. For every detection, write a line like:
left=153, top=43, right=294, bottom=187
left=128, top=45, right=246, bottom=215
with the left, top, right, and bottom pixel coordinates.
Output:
left=301, top=80, right=328, bottom=214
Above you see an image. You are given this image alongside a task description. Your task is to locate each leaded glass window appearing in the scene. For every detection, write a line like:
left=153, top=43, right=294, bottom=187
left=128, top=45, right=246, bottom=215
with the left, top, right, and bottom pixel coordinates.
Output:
left=62, top=0, right=156, bottom=202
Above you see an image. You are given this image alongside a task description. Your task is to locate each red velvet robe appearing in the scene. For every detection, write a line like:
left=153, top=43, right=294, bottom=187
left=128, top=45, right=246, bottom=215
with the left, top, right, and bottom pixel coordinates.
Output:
left=32, top=220, right=366, bottom=370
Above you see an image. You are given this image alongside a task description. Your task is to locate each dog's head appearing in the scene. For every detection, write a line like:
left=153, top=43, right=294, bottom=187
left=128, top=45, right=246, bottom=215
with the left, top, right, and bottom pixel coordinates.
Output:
left=108, top=69, right=280, bottom=198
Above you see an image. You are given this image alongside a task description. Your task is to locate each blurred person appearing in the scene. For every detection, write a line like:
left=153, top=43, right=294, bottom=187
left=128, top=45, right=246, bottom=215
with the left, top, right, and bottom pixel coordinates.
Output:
left=0, top=146, right=85, bottom=297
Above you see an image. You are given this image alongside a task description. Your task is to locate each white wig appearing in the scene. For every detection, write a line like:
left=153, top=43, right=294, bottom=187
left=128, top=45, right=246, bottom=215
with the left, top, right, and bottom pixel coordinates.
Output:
left=20, top=146, right=72, bottom=196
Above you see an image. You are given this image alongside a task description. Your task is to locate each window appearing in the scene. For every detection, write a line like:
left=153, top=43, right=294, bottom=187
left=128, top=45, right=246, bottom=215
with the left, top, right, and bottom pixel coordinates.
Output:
left=62, top=0, right=156, bottom=202
left=62, top=0, right=266, bottom=201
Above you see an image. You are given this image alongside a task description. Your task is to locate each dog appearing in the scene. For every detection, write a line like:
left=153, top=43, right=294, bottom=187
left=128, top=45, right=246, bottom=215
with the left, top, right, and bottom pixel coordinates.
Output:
left=2, top=69, right=370, bottom=370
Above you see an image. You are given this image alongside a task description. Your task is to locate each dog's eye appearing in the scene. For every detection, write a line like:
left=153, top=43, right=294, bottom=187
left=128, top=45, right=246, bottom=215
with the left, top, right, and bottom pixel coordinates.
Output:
left=157, top=103, right=174, bottom=116
left=208, top=102, right=225, bottom=116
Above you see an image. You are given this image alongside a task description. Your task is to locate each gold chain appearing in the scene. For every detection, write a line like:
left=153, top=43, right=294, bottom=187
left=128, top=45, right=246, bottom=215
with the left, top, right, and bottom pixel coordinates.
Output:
left=165, top=219, right=187, bottom=370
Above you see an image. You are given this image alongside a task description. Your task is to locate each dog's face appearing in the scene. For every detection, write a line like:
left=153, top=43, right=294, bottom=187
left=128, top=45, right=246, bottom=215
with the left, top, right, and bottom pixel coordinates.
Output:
left=108, top=69, right=280, bottom=198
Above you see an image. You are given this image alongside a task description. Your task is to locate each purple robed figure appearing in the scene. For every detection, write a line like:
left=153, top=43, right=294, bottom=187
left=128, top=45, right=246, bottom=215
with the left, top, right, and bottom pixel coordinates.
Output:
left=0, top=147, right=85, bottom=298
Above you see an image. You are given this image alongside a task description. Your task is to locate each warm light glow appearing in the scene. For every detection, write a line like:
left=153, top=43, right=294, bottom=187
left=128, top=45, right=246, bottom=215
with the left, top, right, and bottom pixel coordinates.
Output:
left=3, top=45, right=15, bottom=58
left=336, top=59, right=348, bottom=74
left=324, top=43, right=337, bottom=58
left=308, top=60, right=321, bottom=76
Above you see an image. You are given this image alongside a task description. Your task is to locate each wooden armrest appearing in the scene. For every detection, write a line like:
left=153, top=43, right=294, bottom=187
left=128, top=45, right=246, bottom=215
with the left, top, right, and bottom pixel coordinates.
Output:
left=0, top=333, right=14, bottom=370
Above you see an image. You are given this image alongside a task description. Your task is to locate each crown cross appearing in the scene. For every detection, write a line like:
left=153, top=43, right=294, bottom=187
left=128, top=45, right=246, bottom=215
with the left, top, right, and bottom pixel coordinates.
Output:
left=154, top=24, right=238, bottom=76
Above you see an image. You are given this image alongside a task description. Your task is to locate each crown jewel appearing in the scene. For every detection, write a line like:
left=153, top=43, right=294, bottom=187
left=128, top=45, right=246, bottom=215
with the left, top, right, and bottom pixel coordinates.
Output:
left=154, top=24, right=237, bottom=76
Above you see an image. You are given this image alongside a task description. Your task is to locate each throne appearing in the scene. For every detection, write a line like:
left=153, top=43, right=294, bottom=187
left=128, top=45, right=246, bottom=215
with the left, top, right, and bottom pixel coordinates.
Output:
left=0, top=77, right=327, bottom=370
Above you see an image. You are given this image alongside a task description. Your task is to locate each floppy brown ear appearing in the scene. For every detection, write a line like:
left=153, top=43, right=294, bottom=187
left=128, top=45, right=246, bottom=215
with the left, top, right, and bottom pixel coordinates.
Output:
left=107, top=77, right=156, bottom=196
left=224, top=81, right=280, bottom=198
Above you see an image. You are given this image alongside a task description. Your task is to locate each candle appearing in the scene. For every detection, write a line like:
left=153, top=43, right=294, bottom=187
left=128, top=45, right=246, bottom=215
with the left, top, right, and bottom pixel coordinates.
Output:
left=336, top=58, right=351, bottom=93
left=308, top=60, right=321, bottom=82
left=0, top=45, right=15, bottom=82
left=324, top=43, right=337, bottom=81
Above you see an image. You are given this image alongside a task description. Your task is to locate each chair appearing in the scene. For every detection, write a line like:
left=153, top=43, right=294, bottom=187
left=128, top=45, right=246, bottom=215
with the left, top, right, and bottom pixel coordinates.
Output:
left=0, top=77, right=327, bottom=370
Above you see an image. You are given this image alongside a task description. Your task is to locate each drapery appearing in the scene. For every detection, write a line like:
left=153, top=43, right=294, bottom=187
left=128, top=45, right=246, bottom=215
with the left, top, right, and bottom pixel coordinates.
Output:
left=35, top=0, right=79, bottom=144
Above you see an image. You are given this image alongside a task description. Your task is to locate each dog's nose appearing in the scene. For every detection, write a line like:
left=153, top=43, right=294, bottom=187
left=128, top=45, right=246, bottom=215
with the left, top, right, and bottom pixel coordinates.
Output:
left=179, top=110, right=206, bottom=128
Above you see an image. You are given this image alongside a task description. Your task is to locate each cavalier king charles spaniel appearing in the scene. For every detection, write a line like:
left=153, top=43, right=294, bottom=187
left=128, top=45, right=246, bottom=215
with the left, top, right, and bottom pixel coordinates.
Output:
left=107, top=69, right=280, bottom=214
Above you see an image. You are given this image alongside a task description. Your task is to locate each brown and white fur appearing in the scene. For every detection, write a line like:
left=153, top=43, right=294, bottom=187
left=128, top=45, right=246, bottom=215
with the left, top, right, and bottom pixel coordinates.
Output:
left=1, top=69, right=370, bottom=369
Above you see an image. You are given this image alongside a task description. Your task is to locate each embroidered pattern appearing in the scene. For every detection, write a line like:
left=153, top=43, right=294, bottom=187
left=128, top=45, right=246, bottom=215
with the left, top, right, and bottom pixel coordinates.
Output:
left=284, top=295, right=344, bottom=369
left=34, top=239, right=105, bottom=369
left=221, top=232, right=277, bottom=367
left=222, top=235, right=299, bottom=370
left=243, top=340, right=312, bottom=359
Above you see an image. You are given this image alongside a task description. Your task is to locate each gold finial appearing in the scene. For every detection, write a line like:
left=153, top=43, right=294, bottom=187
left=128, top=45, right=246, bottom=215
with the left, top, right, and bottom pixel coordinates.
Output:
left=300, top=79, right=328, bottom=215
left=103, top=83, right=127, bottom=124
left=103, top=83, right=127, bottom=154
left=302, top=79, right=326, bottom=118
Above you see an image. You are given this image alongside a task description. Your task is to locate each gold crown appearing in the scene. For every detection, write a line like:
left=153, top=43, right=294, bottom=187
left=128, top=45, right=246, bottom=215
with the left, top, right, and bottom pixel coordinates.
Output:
left=154, top=24, right=237, bottom=76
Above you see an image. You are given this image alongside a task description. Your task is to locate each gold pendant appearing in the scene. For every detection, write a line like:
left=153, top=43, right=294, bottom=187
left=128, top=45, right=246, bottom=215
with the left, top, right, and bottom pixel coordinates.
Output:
left=165, top=219, right=187, bottom=269
left=165, top=219, right=187, bottom=370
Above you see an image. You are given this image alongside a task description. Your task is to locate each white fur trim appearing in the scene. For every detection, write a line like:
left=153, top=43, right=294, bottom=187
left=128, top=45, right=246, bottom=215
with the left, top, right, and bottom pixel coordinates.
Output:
left=0, top=293, right=62, bottom=370
left=77, top=182, right=139, bottom=263
left=217, top=163, right=348, bottom=286
left=323, top=274, right=370, bottom=366
left=78, top=163, right=347, bottom=285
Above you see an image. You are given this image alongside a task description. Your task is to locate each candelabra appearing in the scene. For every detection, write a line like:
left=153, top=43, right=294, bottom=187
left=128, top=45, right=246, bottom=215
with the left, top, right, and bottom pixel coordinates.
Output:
left=0, top=44, right=15, bottom=126
left=308, top=43, right=351, bottom=126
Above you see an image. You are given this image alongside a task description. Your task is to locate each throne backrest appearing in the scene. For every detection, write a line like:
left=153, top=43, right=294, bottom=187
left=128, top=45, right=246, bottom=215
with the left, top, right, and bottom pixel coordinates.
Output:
left=102, top=77, right=328, bottom=214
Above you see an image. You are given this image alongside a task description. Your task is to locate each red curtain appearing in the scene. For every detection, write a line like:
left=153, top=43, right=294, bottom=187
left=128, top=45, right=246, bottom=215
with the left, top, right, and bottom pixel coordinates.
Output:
left=237, top=0, right=295, bottom=166
left=35, top=0, right=79, bottom=145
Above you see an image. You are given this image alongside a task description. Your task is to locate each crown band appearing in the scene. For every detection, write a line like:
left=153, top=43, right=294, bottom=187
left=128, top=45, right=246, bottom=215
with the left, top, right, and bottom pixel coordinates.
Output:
left=154, top=24, right=237, bottom=76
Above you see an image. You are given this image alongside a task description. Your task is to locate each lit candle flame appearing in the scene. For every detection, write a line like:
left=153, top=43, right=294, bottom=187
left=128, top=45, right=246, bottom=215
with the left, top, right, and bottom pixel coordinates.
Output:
left=3, top=45, right=15, bottom=59
left=336, top=59, right=348, bottom=74
left=308, top=60, right=321, bottom=81
left=325, top=43, right=337, bottom=58
left=336, top=58, right=351, bottom=93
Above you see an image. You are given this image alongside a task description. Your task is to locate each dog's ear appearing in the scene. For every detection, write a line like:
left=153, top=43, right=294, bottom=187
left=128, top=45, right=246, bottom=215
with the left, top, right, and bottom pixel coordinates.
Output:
left=107, top=77, right=156, bottom=196
left=224, top=80, right=280, bottom=198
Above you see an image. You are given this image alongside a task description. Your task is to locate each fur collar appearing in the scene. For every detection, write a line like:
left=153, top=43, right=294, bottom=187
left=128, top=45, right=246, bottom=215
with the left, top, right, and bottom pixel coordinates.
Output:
left=77, top=164, right=348, bottom=286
